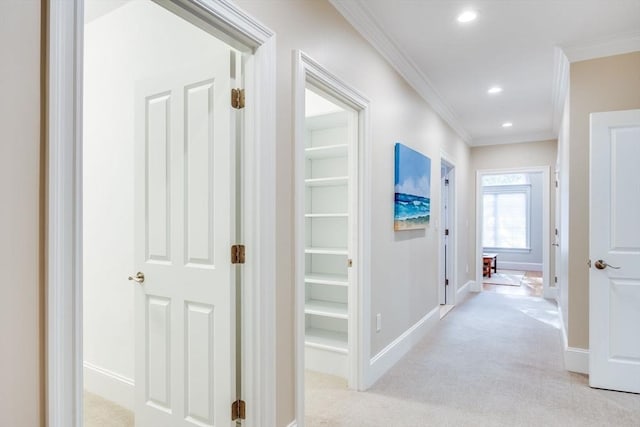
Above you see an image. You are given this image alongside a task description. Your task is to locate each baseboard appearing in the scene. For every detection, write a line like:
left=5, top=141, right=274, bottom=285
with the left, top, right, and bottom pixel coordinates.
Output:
left=543, top=286, right=558, bottom=300
left=565, top=347, right=589, bottom=374
left=366, top=305, right=440, bottom=388
left=500, top=261, right=542, bottom=272
left=83, top=361, right=135, bottom=411
left=556, top=305, right=589, bottom=375
left=285, top=421, right=297, bottom=427
left=457, top=280, right=474, bottom=302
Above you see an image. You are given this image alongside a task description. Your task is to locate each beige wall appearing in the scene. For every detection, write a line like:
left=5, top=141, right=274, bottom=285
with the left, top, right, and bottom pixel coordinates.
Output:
left=566, top=51, right=640, bottom=349
left=471, top=140, right=558, bottom=278
left=235, top=1, right=472, bottom=425
left=0, top=1, right=43, bottom=426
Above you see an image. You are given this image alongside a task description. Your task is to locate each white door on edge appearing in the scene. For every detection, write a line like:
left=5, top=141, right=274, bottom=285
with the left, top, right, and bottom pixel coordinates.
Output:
left=133, top=50, right=235, bottom=425
left=589, top=109, right=640, bottom=394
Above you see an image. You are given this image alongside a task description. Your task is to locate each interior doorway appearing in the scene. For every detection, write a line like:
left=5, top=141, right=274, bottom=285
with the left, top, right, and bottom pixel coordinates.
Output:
left=293, top=51, right=371, bottom=426
left=83, top=1, right=242, bottom=425
left=475, top=167, right=552, bottom=299
left=49, top=1, right=276, bottom=425
left=439, top=158, right=455, bottom=313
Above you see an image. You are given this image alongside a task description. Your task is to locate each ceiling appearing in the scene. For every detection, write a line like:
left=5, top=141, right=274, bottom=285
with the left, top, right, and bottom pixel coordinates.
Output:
left=331, top=0, right=640, bottom=146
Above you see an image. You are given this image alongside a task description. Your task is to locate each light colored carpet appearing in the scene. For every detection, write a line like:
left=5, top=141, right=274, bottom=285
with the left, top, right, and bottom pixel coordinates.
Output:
left=306, top=292, right=640, bottom=426
left=84, top=391, right=133, bottom=427
left=483, top=270, right=525, bottom=286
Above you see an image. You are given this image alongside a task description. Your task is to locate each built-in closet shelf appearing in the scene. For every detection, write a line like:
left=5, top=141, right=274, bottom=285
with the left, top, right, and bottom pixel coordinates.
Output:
left=305, top=273, right=348, bottom=287
left=305, top=144, right=348, bottom=159
left=305, top=176, right=348, bottom=187
left=305, top=247, right=348, bottom=256
left=305, top=328, right=348, bottom=354
left=305, top=213, right=348, bottom=218
left=305, top=299, right=348, bottom=319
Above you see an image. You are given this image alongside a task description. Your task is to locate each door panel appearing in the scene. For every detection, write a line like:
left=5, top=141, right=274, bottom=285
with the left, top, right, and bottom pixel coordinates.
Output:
left=135, top=49, right=233, bottom=426
left=589, top=109, right=640, bottom=394
left=185, top=80, right=216, bottom=267
left=146, top=93, right=172, bottom=262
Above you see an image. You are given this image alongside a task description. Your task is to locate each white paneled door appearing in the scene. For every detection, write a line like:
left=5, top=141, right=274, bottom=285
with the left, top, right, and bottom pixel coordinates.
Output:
left=589, top=109, right=640, bottom=394
left=133, top=48, right=235, bottom=425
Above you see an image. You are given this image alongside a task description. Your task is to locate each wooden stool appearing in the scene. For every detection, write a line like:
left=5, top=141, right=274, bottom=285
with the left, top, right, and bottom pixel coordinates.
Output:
left=482, top=253, right=497, bottom=277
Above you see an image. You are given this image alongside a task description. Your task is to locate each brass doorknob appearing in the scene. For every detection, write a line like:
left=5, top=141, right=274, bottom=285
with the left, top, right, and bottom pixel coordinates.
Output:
left=594, top=260, right=620, bottom=270
left=128, top=272, right=145, bottom=284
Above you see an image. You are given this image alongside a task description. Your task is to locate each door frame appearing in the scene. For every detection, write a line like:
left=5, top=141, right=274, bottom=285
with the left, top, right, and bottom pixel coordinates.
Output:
left=474, top=166, right=553, bottom=298
left=293, top=50, right=371, bottom=424
left=439, top=154, right=456, bottom=306
left=46, top=1, right=276, bottom=426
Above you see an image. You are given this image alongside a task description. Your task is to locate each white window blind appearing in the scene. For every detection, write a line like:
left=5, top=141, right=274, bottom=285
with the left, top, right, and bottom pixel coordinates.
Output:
left=482, top=186, right=530, bottom=249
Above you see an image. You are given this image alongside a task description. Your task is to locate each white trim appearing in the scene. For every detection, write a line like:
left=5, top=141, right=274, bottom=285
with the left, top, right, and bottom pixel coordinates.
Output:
left=286, top=422, right=298, bottom=427
left=551, top=47, right=570, bottom=136
left=47, top=2, right=276, bottom=426
left=557, top=302, right=589, bottom=375
left=439, top=153, right=457, bottom=306
left=565, top=347, right=589, bottom=375
left=329, top=0, right=471, bottom=144
left=471, top=131, right=556, bottom=147
left=475, top=167, right=551, bottom=299
left=498, top=261, right=542, bottom=272
left=366, top=306, right=440, bottom=388
left=561, top=30, right=640, bottom=63
left=557, top=304, right=589, bottom=374
left=457, top=280, right=474, bottom=301
left=47, top=1, right=84, bottom=425
left=293, top=50, right=372, bottom=427
left=82, top=362, right=134, bottom=411
left=543, top=286, right=558, bottom=300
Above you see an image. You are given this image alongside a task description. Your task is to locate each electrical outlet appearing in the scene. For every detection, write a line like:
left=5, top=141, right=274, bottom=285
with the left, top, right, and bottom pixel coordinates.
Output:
left=376, top=313, right=382, bottom=332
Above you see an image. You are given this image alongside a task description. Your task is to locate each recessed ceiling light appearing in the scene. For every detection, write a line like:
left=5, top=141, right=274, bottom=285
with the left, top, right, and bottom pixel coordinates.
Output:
left=457, top=10, right=477, bottom=23
left=502, top=122, right=513, bottom=128
left=488, top=86, right=503, bottom=94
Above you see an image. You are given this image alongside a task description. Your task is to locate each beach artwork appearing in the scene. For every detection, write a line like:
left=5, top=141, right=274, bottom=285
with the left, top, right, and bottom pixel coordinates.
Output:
left=394, top=143, right=431, bottom=230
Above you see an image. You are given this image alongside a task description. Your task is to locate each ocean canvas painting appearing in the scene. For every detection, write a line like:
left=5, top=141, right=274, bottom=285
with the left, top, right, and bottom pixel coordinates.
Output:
left=394, top=143, right=431, bottom=230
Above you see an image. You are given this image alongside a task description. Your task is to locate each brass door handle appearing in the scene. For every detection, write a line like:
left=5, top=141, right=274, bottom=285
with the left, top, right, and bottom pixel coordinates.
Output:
left=128, top=272, right=145, bottom=284
left=594, top=260, right=620, bottom=270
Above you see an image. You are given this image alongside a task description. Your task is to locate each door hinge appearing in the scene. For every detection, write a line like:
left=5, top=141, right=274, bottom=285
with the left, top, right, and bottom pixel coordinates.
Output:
left=445, top=279, right=449, bottom=286
left=554, top=276, right=558, bottom=284
left=445, top=179, right=449, bottom=185
left=231, top=244, right=245, bottom=264
left=231, top=88, right=245, bottom=109
left=555, top=180, right=558, bottom=188
left=444, top=229, right=449, bottom=236
left=347, top=258, right=353, bottom=268
left=232, top=399, right=246, bottom=421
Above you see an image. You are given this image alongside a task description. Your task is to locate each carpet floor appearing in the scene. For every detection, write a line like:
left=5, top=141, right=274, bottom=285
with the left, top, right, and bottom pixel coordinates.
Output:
left=84, top=391, right=133, bottom=427
left=306, top=292, right=640, bottom=426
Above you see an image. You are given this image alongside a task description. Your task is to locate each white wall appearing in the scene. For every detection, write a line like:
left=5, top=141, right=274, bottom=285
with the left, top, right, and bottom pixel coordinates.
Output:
left=235, top=1, right=473, bottom=424
left=0, top=2, right=42, bottom=425
left=83, top=0, right=230, bottom=408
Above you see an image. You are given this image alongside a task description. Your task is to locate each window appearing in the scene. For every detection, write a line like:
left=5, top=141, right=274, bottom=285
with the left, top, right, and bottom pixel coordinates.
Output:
left=482, top=178, right=531, bottom=250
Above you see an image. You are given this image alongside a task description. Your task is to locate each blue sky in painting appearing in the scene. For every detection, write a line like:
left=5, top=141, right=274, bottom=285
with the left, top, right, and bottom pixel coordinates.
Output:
left=394, top=143, right=431, bottom=198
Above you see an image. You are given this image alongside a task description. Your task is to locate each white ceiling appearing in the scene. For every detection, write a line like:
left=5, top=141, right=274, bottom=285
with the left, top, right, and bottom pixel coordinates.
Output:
left=331, top=0, right=640, bottom=146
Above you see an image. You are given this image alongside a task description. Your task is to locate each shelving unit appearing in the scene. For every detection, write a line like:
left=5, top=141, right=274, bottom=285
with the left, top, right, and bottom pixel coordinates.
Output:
left=304, top=108, right=351, bottom=379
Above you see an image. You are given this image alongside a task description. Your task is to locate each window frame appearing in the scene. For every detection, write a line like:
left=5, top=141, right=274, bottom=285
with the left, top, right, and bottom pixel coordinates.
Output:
left=482, top=184, right=532, bottom=252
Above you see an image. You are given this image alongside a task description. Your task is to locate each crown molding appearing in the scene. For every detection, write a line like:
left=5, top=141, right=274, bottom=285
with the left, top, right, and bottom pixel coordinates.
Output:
left=329, top=0, right=472, bottom=144
left=471, top=131, right=557, bottom=147
left=551, top=47, right=570, bottom=137
left=561, top=30, right=640, bottom=63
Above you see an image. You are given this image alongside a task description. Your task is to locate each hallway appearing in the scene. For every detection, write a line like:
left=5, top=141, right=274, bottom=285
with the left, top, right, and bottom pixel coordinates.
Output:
left=306, top=293, right=640, bottom=426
